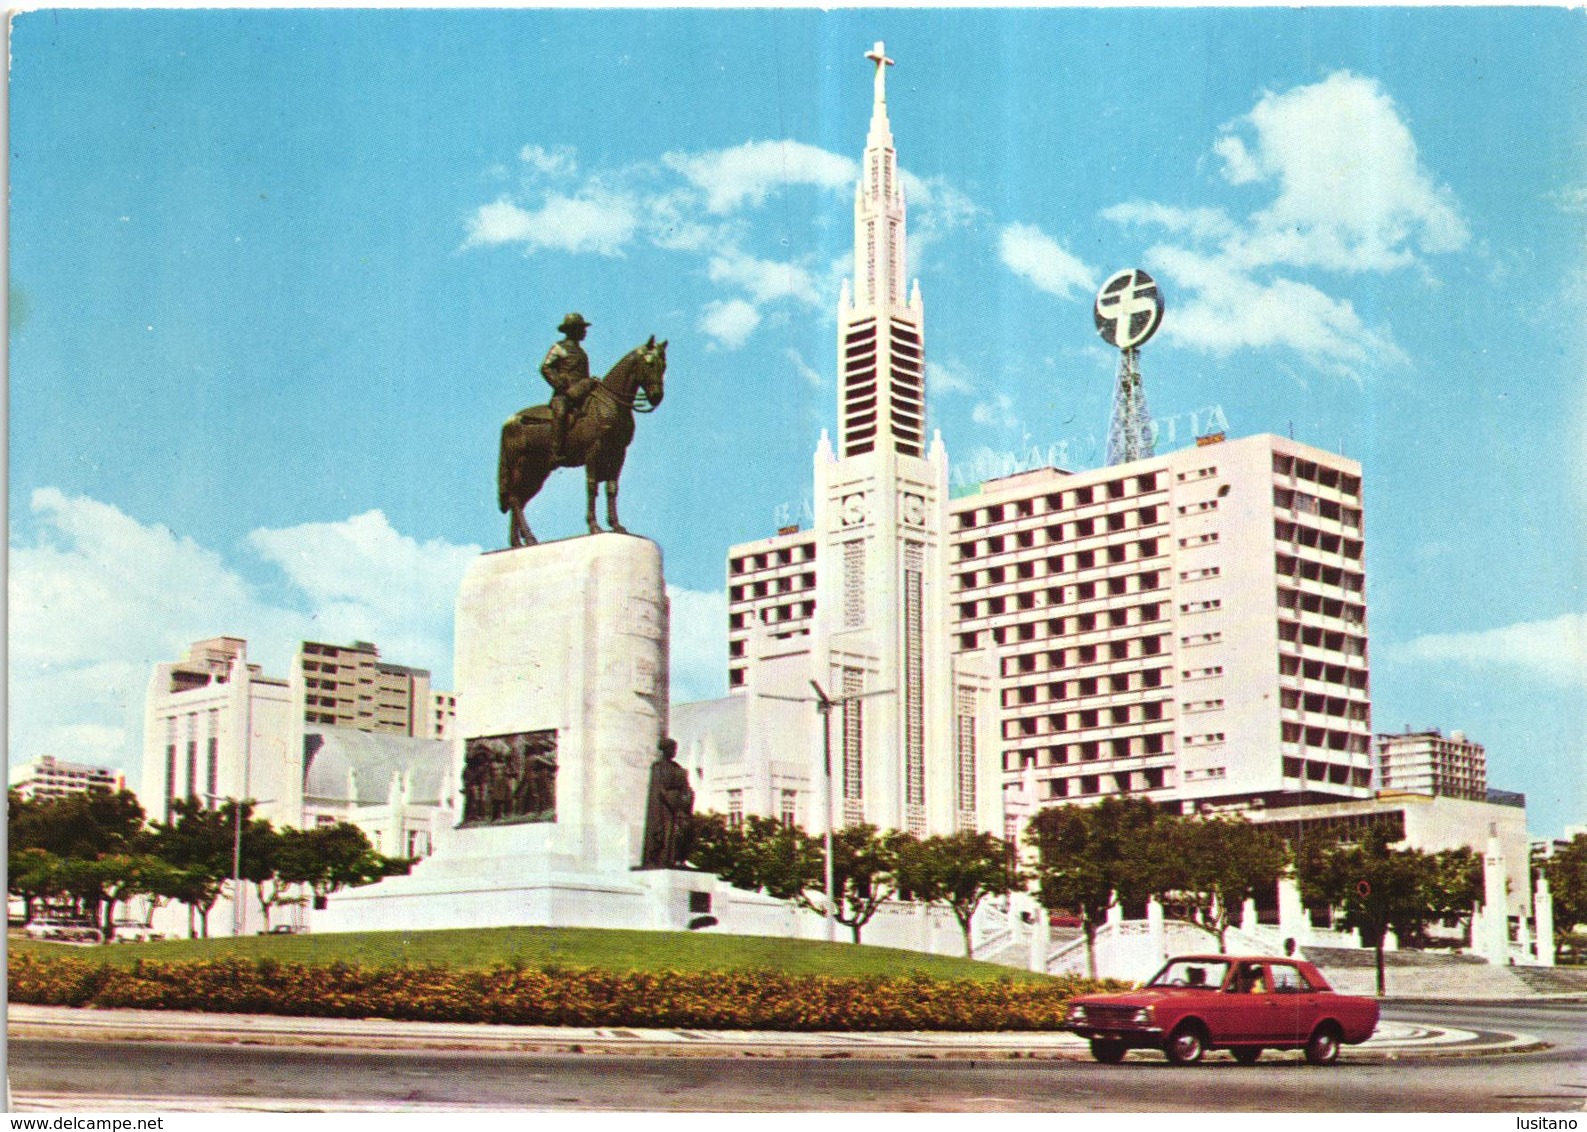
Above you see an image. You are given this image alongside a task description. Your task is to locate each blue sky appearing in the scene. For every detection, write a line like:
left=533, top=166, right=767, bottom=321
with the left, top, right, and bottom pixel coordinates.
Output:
left=9, top=8, right=1586, bottom=837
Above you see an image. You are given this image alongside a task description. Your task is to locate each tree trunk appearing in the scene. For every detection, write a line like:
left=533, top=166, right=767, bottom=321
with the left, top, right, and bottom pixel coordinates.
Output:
left=1083, top=919, right=1098, bottom=980
left=850, top=922, right=861, bottom=944
left=959, top=912, right=974, bottom=960
left=1375, top=939, right=1386, bottom=996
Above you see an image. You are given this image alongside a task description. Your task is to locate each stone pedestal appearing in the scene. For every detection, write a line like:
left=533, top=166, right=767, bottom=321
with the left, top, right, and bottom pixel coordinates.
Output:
left=1535, top=876, right=1556, bottom=966
left=319, top=534, right=700, bottom=934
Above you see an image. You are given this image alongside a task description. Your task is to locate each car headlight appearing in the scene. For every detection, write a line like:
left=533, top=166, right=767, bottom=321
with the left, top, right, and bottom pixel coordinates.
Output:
left=1069, top=1005, right=1087, bottom=1023
left=1132, top=1007, right=1152, bottom=1025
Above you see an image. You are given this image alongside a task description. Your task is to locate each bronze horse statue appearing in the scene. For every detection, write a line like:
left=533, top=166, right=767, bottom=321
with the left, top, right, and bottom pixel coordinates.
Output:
left=497, top=336, right=666, bottom=548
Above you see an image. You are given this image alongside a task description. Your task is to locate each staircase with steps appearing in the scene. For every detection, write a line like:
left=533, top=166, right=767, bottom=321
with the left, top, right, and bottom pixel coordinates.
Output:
left=1303, top=946, right=1488, bottom=969
left=1510, top=966, right=1587, bottom=995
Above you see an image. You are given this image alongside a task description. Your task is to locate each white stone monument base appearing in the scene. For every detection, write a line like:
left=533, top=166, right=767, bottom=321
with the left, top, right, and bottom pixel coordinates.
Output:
left=316, top=827, right=721, bottom=934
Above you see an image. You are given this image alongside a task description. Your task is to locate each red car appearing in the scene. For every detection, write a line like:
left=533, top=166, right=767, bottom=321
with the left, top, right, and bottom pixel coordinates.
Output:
left=1063, top=954, right=1379, bottom=1066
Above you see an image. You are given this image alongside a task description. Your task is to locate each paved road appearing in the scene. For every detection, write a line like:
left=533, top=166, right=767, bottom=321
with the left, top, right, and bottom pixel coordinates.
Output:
left=1381, top=1000, right=1587, bottom=1055
left=10, top=1003, right=1586, bottom=1113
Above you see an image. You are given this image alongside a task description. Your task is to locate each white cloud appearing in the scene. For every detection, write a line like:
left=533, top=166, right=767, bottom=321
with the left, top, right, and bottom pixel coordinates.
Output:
left=663, top=140, right=856, bottom=214
left=927, top=358, right=976, bottom=395
left=667, top=585, right=728, bottom=704
left=708, top=249, right=822, bottom=307
left=9, top=491, right=479, bottom=791
left=1103, top=201, right=1237, bottom=244
left=1216, top=71, right=1469, bottom=273
left=1148, top=245, right=1407, bottom=376
left=1102, top=71, right=1467, bottom=377
left=519, top=144, right=578, bottom=179
left=1549, top=186, right=1587, bottom=214
left=246, top=510, right=478, bottom=668
left=901, top=171, right=983, bottom=264
left=699, top=298, right=761, bottom=350
left=972, top=392, right=1020, bottom=431
left=464, top=192, right=639, bottom=256
left=998, top=222, right=1096, bottom=300
left=786, top=347, right=825, bottom=388
left=1389, top=613, right=1587, bottom=688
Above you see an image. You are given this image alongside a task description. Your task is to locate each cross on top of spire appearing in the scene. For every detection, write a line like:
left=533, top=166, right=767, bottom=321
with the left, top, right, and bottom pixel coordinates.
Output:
left=866, top=41, right=894, bottom=105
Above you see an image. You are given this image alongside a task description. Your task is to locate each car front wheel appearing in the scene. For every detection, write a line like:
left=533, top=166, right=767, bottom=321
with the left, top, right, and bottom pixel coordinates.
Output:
left=1165, top=1023, right=1207, bottom=1066
left=1305, top=1024, right=1341, bottom=1066
left=1090, top=1039, right=1127, bottom=1064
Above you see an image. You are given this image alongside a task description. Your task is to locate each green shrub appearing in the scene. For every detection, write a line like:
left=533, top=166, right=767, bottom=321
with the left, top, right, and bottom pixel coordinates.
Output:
left=8, top=953, right=1101, bottom=1031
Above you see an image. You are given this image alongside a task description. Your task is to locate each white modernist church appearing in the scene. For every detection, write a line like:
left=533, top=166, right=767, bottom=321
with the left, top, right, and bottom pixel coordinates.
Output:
left=672, top=44, right=1004, bottom=840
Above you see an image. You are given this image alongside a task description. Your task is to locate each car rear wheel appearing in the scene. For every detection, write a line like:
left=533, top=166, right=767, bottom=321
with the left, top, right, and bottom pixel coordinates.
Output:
left=1090, top=1039, right=1127, bottom=1064
left=1305, top=1024, right=1341, bottom=1066
left=1230, top=1047, right=1262, bottom=1064
left=1164, top=1022, right=1207, bottom=1066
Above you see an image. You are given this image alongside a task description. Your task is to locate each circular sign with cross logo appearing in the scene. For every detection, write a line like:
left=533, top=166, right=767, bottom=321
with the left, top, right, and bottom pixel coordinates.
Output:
left=1094, top=268, right=1164, bottom=350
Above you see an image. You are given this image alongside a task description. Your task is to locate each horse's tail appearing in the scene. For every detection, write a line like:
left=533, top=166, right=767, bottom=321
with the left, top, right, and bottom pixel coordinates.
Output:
left=497, top=422, right=512, bottom=513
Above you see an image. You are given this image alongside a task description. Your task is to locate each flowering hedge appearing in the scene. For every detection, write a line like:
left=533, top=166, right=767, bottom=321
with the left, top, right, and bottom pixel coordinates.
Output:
left=9, top=953, right=1101, bottom=1031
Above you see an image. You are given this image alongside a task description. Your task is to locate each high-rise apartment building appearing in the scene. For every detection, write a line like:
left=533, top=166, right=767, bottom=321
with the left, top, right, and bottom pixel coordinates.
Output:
left=8, top=754, right=126, bottom=802
left=295, top=640, right=446, bottom=739
left=684, top=43, right=1001, bottom=838
left=1376, top=727, right=1486, bottom=801
left=947, top=433, right=1374, bottom=814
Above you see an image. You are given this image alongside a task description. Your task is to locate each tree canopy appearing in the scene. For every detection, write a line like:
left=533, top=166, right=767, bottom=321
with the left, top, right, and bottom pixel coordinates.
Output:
left=1296, top=820, right=1479, bottom=994
left=896, top=829, right=1021, bottom=959
left=1163, top=815, right=1289, bottom=948
left=1025, top=795, right=1166, bottom=977
left=1546, top=834, right=1587, bottom=945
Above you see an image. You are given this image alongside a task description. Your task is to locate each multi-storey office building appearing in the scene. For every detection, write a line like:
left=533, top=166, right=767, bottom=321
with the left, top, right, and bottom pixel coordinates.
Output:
left=432, top=691, right=457, bottom=741
left=140, top=636, right=452, bottom=934
left=947, top=432, right=1375, bottom=815
left=295, top=639, right=446, bottom=738
left=142, top=636, right=452, bottom=830
left=726, top=531, right=819, bottom=692
left=679, top=43, right=1002, bottom=838
left=1375, top=728, right=1487, bottom=801
left=8, top=754, right=126, bottom=802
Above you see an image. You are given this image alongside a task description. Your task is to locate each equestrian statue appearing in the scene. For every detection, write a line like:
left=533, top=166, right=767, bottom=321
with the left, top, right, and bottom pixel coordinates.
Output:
left=497, top=312, right=666, bottom=548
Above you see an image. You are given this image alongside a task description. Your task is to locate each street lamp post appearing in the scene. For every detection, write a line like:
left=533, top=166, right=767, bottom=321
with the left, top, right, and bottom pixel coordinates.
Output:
left=761, top=680, right=895, bottom=944
left=809, top=682, right=836, bottom=943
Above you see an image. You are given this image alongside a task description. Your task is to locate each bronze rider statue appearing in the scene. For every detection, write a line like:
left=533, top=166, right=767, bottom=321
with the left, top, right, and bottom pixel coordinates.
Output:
left=542, top=312, right=596, bottom=465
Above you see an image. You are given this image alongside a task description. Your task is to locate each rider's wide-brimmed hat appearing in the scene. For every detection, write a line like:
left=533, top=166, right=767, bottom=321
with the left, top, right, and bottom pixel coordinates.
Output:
left=558, top=312, right=592, bottom=333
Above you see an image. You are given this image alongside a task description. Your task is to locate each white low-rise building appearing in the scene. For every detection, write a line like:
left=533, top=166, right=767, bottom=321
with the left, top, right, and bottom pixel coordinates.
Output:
left=8, top=754, right=126, bottom=802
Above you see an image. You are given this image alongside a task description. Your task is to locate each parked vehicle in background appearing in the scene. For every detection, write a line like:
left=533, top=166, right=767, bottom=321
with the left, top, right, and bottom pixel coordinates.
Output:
left=1062, top=954, right=1379, bottom=1066
left=111, top=922, right=163, bottom=942
left=22, top=919, right=103, bottom=945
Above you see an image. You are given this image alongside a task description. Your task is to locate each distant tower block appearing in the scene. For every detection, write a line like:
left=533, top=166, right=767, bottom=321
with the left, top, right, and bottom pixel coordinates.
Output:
left=1095, top=268, right=1165, bottom=466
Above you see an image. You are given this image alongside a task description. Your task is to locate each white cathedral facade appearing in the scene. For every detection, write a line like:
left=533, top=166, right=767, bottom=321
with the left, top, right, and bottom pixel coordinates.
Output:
left=671, top=44, right=1004, bottom=840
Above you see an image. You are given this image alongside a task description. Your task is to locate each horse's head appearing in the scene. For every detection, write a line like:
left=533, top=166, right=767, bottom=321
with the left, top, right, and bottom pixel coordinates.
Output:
left=601, top=335, right=667, bottom=411
left=635, top=334, right=666, bottom=411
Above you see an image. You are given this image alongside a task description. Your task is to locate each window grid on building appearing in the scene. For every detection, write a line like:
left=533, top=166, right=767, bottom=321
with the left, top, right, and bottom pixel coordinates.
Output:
left=843, top=540, right=866, bottom=628
left=841, top=666, right=865, bottom=825
left=955, top=685, right=978, bottom=831
left=903, top=542, right=926, bottom=834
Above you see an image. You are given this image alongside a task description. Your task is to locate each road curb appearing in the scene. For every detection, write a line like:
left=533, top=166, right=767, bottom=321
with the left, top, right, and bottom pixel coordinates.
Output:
left=6, top=1004, right=1547, bottom=1063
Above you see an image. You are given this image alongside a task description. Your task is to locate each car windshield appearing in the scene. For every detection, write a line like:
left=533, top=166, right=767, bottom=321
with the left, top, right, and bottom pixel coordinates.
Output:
left=1146, top=959, right=1231, bottom=990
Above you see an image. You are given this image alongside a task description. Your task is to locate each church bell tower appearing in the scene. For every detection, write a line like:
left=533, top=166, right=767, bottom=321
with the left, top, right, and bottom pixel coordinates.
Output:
left=810, top=42, right=953, bottom=836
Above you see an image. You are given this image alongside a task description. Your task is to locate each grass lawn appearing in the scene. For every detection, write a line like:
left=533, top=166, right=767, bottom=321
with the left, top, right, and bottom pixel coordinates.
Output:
left=9, top=926, right=1054, bottom=982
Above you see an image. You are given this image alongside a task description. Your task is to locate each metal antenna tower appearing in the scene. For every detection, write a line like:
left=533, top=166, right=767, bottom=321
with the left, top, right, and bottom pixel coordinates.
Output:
left=1107, top=346, right=1155, bottom=465
left=1094, top=268, right=1165, bottom=467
